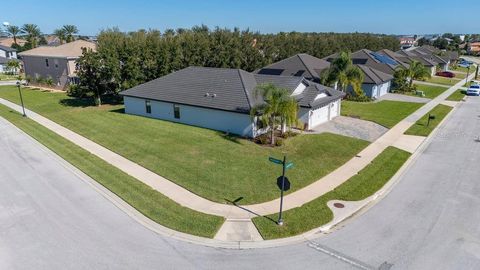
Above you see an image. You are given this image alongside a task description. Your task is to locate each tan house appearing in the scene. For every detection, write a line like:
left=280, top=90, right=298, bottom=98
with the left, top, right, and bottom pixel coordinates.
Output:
left=18, top=40, right=96, bottom=88
left=0, top=37, right=27, bottom=47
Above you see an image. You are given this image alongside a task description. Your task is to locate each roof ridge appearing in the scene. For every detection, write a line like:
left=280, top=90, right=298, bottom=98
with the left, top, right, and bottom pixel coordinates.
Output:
left=237, top=69, right=255, bottom=110
left=296, top=54, right=316, bottom=79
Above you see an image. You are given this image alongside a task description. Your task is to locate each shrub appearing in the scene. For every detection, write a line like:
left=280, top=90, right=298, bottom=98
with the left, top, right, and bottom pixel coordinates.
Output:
left=255, top=134, right=270, bottom=145
left=275, top=138, right=284, bottom=147
left=281, top=130, right=298, bottom=139
left=45, top=76, right=54, bottom=87
left=67, top=84, right=88, bottom=97
left=345, top=94, right=371, bottom=102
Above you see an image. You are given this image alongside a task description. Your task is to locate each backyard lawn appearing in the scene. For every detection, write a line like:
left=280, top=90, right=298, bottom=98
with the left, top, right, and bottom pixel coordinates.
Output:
left=252, top=146, right=411, bottom=239
left=424, top=76, right=461, bottom=86
left=446, top=90, right=466, bottom=101
left=0, top=86, right=369, bottom=204
left=404, top=104, right=453, bottom=137
left=413, top=84, right=448, bottom=99
left=341, top=100, right=423, bottom=128
left=0, top=104, right=224, bottom=238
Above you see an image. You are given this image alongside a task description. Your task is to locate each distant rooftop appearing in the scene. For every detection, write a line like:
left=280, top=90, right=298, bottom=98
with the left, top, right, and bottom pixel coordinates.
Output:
left=18, top=40, right=96, bottom=58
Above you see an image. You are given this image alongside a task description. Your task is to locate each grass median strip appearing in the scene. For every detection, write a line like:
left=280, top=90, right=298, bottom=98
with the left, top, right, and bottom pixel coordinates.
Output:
left=0, top=104, right=224, bottom=238
left=404, top=104, right=452, bottom=137
left=446, top=90, right=466, bottom=101
left=341, top=100, right=423, bottom=128
left=252, top=146, right=411, bottom=239
left=0, top=86, right=369, bottom=204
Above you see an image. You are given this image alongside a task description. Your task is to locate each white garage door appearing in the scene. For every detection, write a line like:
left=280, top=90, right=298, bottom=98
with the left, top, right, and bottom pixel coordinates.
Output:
left=378, top=82, right=389, bottom=97
left=310, top=105, right=329, bottom=128
left=329, top=100, right=339, bottom=119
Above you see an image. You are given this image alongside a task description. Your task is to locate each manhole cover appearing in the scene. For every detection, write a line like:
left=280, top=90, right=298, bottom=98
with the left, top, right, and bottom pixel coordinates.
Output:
left=333, top=203, right=345, bottom=208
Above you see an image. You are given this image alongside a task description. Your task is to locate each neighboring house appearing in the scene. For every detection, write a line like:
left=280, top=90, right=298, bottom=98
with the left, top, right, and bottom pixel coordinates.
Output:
left=120, top=67, right=345, bottom=137
left=396, top=45, right=453, bottom=75
left=323, top=49, right=397, bottom=98
left=18, top=40, right=96, bottom=88
left=468, top=42, right=480, bottom=54
left=0, top=45, right=18, bottom=73
left=256, top=53, right=331, bottom=83
left=0, top=37, right=27, bottom=47
left=399, top=37, right=416, bottom=50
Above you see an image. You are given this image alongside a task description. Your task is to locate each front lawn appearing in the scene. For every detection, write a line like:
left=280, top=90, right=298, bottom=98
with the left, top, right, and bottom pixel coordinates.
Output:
left=0, top=104, right=224, bottom=238
left=404, top=104, right=453, bottom=136
left=0, top=73, right=18, bottom=81
left=413, top=84, right=449, bottom=99
left=252, top=146, right=411, bottom=239
left=446, top=90, right=466, bottom=101
left=0, top=86, right=369, bottom=204
left=424, top=76, right=461, bottom=86
left=341, top=100, right=423, bottom=128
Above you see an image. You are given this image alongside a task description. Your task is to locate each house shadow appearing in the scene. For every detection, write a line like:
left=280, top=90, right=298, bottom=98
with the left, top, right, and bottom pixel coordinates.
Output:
left=224, top=197, right=278, bottom=225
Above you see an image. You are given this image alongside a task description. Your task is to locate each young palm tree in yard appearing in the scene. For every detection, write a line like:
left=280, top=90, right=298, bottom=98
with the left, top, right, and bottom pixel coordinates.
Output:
left=62, top=25, right=79, bottom=43
left=406, top=60, right=431, bottom=88
left=6, top=60, right=20, bottom=74
left=6, top=25, right=21, bottom=45
left=322, top=51, right=364, bottom=96
left=21, top=24, right=41, bottom=48
left=53, top=28, right=67, bottom=44
left=250, top=83, right=298, bottom=146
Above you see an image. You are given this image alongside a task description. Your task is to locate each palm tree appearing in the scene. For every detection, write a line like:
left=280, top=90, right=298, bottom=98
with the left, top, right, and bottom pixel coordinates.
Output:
left=5, top=25, right=21, bottom=45
left=406, top=61, right=431, bottom=88
left=53, top=28, right=67, bottom=44
left=250, top=83, right=298, bottom=146
left=6, top=60, right=21, bottom=75
left=62, top=25, right=78, bottom=43
left=322, top=51, right=364, bottom=95
left=21, top=24, right=41, bottom=48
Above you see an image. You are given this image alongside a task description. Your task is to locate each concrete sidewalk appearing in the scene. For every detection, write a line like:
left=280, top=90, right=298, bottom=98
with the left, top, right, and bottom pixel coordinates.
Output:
left=0, top=72, right=473, bottom=241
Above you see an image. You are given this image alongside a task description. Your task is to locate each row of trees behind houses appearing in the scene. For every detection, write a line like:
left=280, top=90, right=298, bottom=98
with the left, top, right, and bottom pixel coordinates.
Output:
left=75, top=26, right=400, bottom=103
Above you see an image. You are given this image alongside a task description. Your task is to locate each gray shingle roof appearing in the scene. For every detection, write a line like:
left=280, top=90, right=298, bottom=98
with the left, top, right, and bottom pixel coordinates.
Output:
left=256, top=53, right=330, bottom=81
left=357, top=65, right=393, bottom=85
left=0, top=44, right=16, bottom=52
left=120, top=66, right=343, bottom=114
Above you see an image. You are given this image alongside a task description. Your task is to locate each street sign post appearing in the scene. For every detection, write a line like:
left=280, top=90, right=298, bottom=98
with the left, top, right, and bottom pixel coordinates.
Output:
left=269, top=155, right=293, bottom=226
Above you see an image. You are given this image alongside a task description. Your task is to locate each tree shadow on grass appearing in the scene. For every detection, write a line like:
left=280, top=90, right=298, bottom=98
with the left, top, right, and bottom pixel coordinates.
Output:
left=58, top=95, right=123, bottom=108
left=224, top=197, right=278, bottom=225
left=217, top=132, right=242, bottom=145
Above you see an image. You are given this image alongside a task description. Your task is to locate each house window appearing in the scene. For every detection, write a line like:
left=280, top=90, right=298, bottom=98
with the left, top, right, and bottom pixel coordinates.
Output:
left=54, top=59, right=59, bottom=68
left=145, top=100, right=151, bottom=114
left=173, top=104, right=180, bottom=119
left=45, top=59, right=49, bottom=67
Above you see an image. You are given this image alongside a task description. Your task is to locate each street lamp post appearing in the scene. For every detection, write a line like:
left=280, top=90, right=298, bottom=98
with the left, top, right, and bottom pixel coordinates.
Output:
left=16, top=81, right=26, bottom=117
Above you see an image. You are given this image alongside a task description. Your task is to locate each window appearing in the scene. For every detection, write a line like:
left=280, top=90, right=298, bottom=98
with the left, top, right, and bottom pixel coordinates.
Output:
left=45, top=59, right=49, bottom=67
left=54, top=59, right=59, bottom=68
left=173, top=104, right=180, bottom=119
left=145, top=100, right=151, bottom=114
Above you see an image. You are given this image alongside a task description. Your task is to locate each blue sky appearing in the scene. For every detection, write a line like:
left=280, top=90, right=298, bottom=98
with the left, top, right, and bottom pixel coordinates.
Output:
left=2, top=0, right=475, bottom=35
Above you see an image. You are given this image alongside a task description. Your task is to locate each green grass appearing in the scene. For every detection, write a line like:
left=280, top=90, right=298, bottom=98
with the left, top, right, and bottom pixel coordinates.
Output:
left=252, top=146, right=411, bottom=239
left=446, top=90, right=466, bottom=101
left=404, top=104, right=453, bottom=136
left=413, top=84, right=449, bottom=99
left=452, top=66, right=475, bottom=74
left=424, top=76, right=461, bottom=86
left=0, top=104, right=224, bottom=238
left=0, top=86, right=369, bottom=204
left=341, top=100, right=423, bottom=128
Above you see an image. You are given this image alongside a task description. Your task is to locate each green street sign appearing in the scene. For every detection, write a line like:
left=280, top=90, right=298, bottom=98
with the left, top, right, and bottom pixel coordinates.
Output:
left=269, top=157, right=283, bottom=165
left=285, top=162, right=294, bottom=170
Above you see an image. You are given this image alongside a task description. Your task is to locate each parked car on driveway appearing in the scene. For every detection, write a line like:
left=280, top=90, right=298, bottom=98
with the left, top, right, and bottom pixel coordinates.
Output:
left=466, top=84, right=480, bottom=96
left=436, top=71, right=456, bottom=78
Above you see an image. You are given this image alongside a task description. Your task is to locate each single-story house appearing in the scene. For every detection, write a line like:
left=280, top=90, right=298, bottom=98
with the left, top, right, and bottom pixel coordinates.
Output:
left=323, top=50, right=396, bottom=98
left=396, top=45, right=454, bottom=75
left=395, top=50, right=437, bottom=76
left=0, top=45, right=18, bottom=73
left=120, top=67, right=345, bottom=137
left=18, top=40, right=96, bottom=88
left=256, top=53, right=331, bottom=83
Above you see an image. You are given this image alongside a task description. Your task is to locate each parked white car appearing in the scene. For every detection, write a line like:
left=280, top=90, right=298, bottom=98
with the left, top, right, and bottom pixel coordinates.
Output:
left=466, top=84, right=480, bottom=96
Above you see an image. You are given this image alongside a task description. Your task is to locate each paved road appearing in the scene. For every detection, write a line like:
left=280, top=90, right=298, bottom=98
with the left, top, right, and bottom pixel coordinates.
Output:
left=1, top=96, right=480, bottom=269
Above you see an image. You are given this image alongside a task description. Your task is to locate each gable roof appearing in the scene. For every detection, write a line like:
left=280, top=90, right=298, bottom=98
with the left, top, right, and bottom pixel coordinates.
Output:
left=18, top=40, right=96, bottom=58
left=256, top=53, right=330, bottom=81
left=298, top=83, right=345, bottom=109
left=357, top=65, right=393, bottom=85
left=120, top=66, right=343, bottom=114
left=0, top=44, right=17, bottom=52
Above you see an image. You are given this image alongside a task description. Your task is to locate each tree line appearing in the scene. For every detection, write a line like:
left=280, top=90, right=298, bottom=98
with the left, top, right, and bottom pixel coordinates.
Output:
left=75, top=26, right=400, bottom=104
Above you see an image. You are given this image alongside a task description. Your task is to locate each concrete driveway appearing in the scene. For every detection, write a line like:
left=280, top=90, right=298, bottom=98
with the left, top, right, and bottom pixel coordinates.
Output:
left=309, top=116, right=388, bottom=142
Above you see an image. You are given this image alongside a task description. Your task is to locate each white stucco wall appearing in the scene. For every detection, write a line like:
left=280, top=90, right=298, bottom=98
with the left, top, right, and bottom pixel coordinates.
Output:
left=361, top=81, right=391, bottom=99
left=123, top=96, right=256, bottom=138
left=298, top=99, right=341, bottom=130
